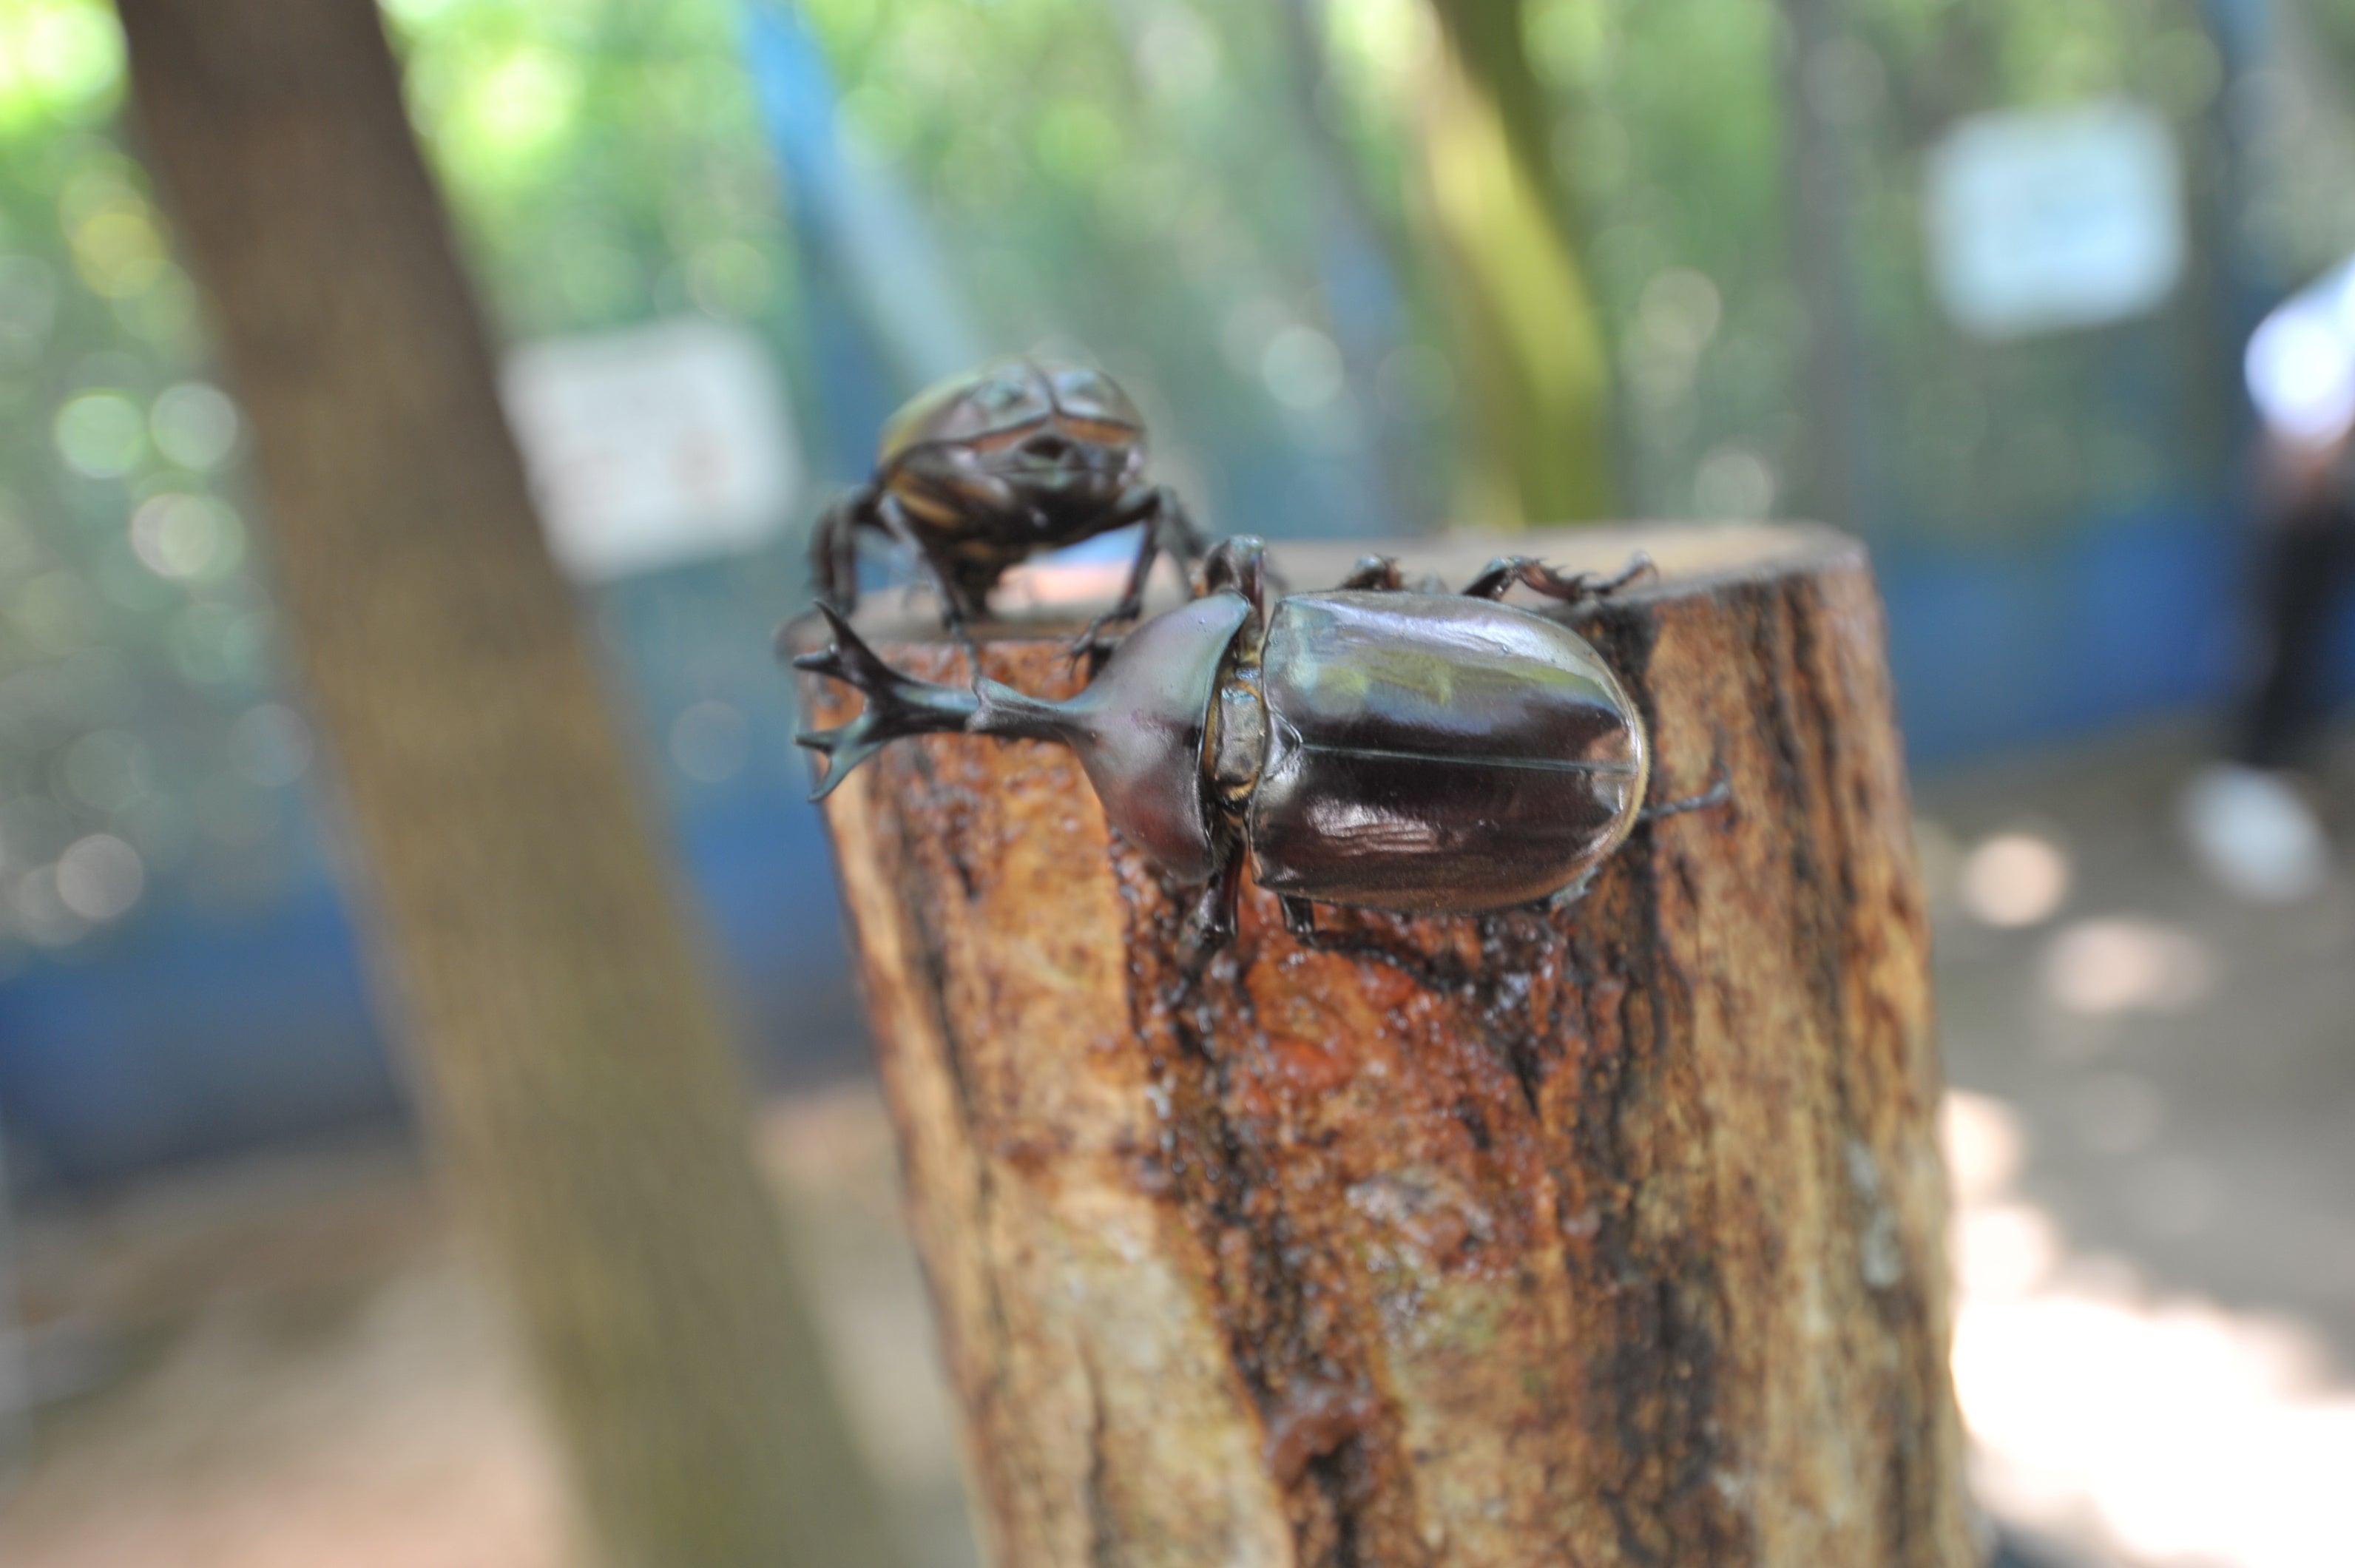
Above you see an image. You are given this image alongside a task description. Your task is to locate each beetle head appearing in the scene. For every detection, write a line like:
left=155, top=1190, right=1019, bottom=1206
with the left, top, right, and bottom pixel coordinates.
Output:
left=994, top=431, right=1139, bottom=521
left=884, top=359, right=1147, bottom=519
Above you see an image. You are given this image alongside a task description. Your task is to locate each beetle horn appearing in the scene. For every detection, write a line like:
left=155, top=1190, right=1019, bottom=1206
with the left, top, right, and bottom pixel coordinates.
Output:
left=788, top=604, right=983, bottom=799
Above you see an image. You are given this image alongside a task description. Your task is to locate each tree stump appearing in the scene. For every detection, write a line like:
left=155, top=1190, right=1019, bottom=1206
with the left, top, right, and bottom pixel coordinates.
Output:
left=797, top=524, right=1973, bottom=1568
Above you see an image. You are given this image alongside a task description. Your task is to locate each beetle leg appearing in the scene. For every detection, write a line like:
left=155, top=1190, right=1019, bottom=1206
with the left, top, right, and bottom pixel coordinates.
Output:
left=1337, top=555, right=1405, bottom=592
left=1278, top=895, right=1320, bottom=939
left=1180, top=843, right=1249, bottom=955
left=1124, top=483, right=1209, bottom=561
left=1200, top=535, right=1275, bottom=624
left=1462, top=551, right=1655, bottom=606
left=1066, top=495, right=1169, bottom=663
left=874, top=492, right=986, bottom=673
left=1461, top=558, right=1532, bottom=601
left=1172, top=499, right=1209, bottom=565
left=810, top=486, right=879, bottom=614
left=1065, top=487, right=1200, bottom=665
left=1582, top=552, right=1656, bottom=598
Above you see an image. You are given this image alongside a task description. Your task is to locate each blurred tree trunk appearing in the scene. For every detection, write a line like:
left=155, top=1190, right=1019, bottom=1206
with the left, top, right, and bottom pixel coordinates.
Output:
left=111, top=4, right=899, bottom=1567
left=0, top=1138, right=27, bottom=1480
left=1266, top=0, right=1426, bottom=533
left=1774, top=0, right=1870, bottom=534
left=1417, top=0, right=1615, bottom=527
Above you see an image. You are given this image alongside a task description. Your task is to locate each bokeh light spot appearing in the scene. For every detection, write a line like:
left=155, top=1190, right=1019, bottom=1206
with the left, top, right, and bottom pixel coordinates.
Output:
left=1035, top=98, right=1120, bottom=187
left=1137, top=10, right=1220, bottom=101
left=1941, top=1089, right=2025, bottom=1206
left=54, top=389, right=147, bottom=478
left=1960, top=831, right=2072, bottom=927
left=3, top=1, right=124, bottom=121
left=1637, top=268, right=1723, bottom=357
left=1956, top=1201, right=2062, bottom=1299
left=70, top=202, right=165, bottom=299
left=60, top=727, right=150, bottom=814
left=16, top=569, right=105, bottom=652
left=1261, top=325, right=1344, bottom=412
left=130, top=493, right=243, bottom=581
left=55, top=831, right=142, bottom=920
left=10, top=865, right=88, bottom=947
left=1693, top=444, right=1776, bottom=518
left=151, top=382, right=240, bottom=470
left=453, top=45, right=583, bottom=169
left=2042, top=917, right=2216, bottom=1016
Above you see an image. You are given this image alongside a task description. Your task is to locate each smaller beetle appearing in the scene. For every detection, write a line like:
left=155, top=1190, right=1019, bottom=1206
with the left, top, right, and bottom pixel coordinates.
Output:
left=793, top=536, right=1720, bottom=944
left=810, top=356, right=1203, bottom=651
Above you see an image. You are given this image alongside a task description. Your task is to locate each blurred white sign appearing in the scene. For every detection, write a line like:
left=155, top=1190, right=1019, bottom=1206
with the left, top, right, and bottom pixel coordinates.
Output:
left=503, top=317, right=801, bottom=582
left=1925, top=101, right=2183, bottom=339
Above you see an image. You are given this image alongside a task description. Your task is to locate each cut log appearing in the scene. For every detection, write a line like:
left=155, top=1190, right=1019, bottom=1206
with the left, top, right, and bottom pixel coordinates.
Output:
left=798, top=524, right=1973, bottom=1568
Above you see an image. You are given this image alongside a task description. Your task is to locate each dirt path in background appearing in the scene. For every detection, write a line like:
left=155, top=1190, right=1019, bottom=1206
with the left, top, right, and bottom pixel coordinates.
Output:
left=0, top=1092, right=978, bottom=1568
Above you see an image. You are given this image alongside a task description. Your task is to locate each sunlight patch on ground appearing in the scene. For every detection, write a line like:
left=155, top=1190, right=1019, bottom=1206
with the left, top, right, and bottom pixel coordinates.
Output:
left=1945, top=1090, right=2355, bottom=1568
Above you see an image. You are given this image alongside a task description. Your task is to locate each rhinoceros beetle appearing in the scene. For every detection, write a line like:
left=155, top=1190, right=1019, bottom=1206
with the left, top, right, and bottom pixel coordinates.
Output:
left=794, top=536, right=1723, bottom=945
left=810, top=356, right=1203, bottom=652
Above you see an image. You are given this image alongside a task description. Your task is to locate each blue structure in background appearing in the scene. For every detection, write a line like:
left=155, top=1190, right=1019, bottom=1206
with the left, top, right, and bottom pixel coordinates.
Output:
left=0, top=550, right=871, bottom=1187
left=738, top=0, right=978, bottom=476
left=4, top=500, right=2315, bottom=1187
left=0, top=4, right=941, bottom=1186
left=1879, top=504, right=2243, bottom=763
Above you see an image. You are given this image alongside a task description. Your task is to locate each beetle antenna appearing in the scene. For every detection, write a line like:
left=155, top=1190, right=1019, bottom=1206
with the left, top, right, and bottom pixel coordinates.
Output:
left=788, top=605, right=983, bottom=799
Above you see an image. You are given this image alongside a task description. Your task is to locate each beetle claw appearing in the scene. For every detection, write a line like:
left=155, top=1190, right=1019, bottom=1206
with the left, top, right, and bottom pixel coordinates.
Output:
left=1464, top=551, right=1656, bottom=606
left=1587, top=550, right=1655, bottom=598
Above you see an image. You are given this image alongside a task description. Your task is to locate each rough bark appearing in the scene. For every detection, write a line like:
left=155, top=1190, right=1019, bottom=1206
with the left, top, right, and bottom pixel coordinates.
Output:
left=113, top=4, right=897, bottom=1566
left=802, top=524, right=1972, bottom=1568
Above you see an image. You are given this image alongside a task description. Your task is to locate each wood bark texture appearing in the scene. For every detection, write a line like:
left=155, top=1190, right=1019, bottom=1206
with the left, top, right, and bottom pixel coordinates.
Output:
left=115, top=5, right=898, bottom=1566
left=803, top=524, right=1973, bottom=1568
